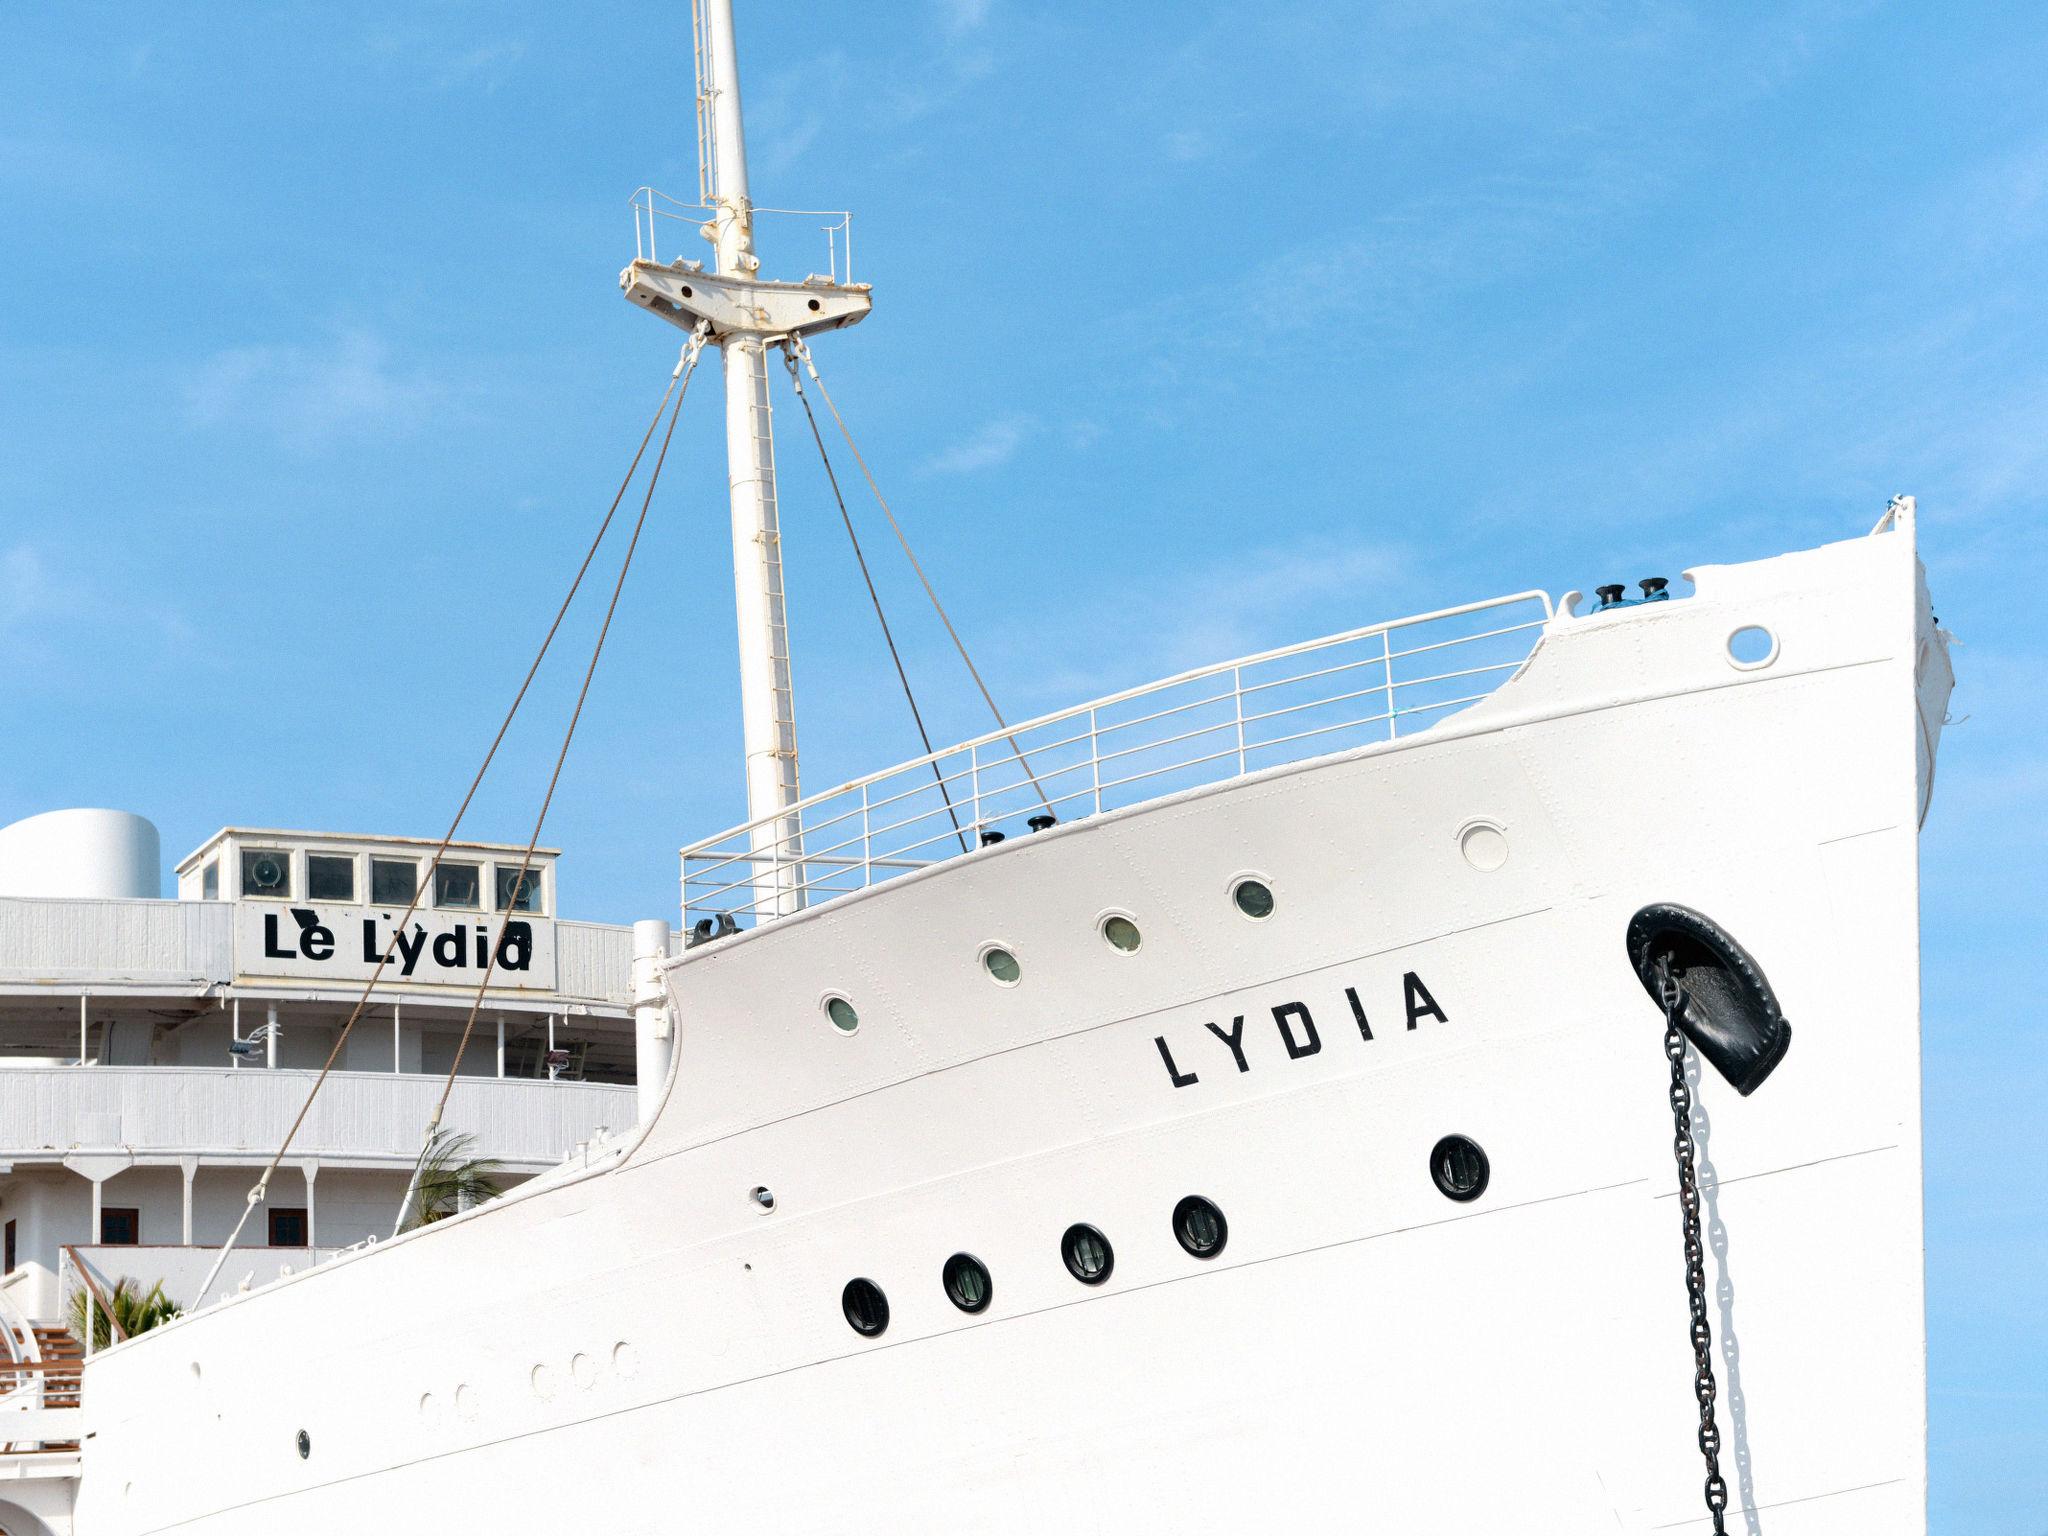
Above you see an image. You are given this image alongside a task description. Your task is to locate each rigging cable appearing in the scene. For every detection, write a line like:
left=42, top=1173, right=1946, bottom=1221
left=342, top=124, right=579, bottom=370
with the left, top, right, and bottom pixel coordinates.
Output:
left=784, top=335, right=1055, bottom=818
left=780, top=342, right=969, bottom=854
left=196, top=334, right=707, bottom=1300
left=392, top=321, right=712, bottom=1236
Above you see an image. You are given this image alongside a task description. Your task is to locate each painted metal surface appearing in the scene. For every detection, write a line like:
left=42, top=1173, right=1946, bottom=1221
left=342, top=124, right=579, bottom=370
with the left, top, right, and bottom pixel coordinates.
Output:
left=68, top=513, right=1946, bottom=1533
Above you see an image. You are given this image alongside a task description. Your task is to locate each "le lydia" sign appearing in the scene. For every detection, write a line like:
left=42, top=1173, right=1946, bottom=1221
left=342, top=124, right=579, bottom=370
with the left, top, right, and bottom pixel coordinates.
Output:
left=233, top=903, right=559, bottom=991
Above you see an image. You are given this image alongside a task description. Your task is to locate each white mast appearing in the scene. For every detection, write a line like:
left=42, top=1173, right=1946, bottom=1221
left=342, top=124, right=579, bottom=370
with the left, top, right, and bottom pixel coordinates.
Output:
left=700, top=0, right=801, bottom=913
left=621, top=0, right=872, bottom=919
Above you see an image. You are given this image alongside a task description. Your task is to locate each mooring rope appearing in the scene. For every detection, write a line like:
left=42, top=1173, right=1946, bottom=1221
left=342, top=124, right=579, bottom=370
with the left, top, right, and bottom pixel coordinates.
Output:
left=784, top=335, right=1054, bottom=818
left=780, top=343, right=968, bottom=853
left=197, top=336, right=706, bottom=1299
left=392, top=322, right=712, bottom=1236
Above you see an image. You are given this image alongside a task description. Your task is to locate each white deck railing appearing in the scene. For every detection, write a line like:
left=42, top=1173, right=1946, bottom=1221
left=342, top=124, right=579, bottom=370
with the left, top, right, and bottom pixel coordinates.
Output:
left=682, top=589, right=1553, bottom=926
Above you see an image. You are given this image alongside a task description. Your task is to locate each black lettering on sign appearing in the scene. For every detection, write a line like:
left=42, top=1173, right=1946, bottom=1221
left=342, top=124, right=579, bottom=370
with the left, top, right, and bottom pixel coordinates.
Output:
left=433, top=928, right=467, bottom=969
left=361, top=919, right=381, bottom=963
left=1345, top=986, right=1373, bottom=1042
left=1155, top=1036, right=1199, bottom=1088
left=1403, top=971, right=1448, bottom=1029
left=394, top=925, right=427, bottom=977
left=1273, top=1002, right=1320, bottom=1059
left=496, top=921, right=533, bottom=972
left=262, top=913, right=293, bottom=959
left=1205, top=1016, right=1250, bottom=1073
left=294, top=907, right=335, bottom=963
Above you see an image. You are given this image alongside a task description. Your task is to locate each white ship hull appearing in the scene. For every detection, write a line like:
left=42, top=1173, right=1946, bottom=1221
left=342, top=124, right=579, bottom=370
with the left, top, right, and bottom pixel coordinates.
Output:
left=65, top=514, right=1948, bottom=1534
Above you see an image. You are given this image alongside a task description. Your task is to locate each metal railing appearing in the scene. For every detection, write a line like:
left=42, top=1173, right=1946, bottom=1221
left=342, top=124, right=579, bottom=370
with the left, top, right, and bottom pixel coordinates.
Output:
left=629, top=187, right=856, bottom=286
left=682, top=589, right=1553, bottom=926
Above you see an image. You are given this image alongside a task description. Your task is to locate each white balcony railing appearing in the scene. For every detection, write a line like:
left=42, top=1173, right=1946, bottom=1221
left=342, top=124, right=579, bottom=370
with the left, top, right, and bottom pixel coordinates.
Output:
left=0, top=1067, right=632, bottom=1168
left=682, top=590, right=1552, bottom=927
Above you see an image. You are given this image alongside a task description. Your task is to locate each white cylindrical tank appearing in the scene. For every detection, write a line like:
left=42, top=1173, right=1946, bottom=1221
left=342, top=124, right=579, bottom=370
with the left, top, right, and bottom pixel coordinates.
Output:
left=0, top=808, right=162, bottom=899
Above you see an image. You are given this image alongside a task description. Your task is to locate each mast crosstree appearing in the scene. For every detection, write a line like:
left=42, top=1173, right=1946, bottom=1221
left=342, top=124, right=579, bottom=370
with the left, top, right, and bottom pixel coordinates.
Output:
left=623, top=0, right=871, bottom=917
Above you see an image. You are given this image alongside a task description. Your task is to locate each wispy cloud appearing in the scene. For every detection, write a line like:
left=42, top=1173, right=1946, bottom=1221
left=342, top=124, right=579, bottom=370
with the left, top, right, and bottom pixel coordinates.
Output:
left=919, top=414, right=1032, bottom=476
left=436, top=39, right=526, bottom=92
left=0, top=544, right=74, bottom=629
left=999, top=536, right=1411, bottom=709
left=180, top=331, right=452, bottom=450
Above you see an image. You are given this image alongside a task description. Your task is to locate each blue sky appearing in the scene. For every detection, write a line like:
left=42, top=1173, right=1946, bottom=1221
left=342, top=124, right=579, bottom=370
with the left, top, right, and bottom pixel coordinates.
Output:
left=2, top=1, right=2042, bottom=1525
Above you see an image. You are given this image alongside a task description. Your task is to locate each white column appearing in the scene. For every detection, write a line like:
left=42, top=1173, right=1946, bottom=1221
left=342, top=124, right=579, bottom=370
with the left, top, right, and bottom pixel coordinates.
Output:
left=393, top=1003, right=402, bottom=1074
left=632, top=920, right=674, bottom=1127
left=496, top=1017, right=506, bottom=1079
left=179, top=1155, right=198, bottom=1244
left=266, top=1002, right=279, bottom=1069
left=78, top=992, right=88, bottom=1065
left=301, top=1161, right=319, bottom=1249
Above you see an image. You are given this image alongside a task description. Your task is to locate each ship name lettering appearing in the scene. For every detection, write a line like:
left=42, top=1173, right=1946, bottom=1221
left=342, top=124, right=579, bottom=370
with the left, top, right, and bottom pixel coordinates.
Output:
left=261, top=908, right=533, bottom=977
left=1152, top=970, right=1448, bottom=1090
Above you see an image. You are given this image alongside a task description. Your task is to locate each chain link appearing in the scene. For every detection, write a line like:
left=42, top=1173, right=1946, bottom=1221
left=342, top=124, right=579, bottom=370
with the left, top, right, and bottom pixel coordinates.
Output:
left=1655, top=957, right=1731, bottom=1534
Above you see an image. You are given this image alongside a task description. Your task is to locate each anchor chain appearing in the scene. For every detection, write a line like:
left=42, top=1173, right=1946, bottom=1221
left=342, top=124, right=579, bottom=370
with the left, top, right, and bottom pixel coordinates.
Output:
left=1654, top=955, right=1731, bottom=1533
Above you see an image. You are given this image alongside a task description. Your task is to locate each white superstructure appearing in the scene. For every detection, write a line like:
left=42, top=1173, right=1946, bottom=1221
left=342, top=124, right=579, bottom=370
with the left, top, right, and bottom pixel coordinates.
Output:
left=0, top=824, right=651, bottom=1531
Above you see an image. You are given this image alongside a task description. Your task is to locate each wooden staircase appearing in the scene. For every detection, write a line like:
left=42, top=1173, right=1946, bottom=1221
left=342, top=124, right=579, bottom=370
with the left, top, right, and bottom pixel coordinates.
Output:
left=2, top=1323, right=83, bottom=1455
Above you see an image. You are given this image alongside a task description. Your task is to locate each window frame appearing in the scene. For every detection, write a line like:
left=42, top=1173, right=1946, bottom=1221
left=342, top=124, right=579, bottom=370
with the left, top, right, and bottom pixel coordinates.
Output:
left=268, top=1207, right=310, bottom=1248
left=493, top=863, right=544, bottom=915
left=200, top=861, right=219, bottom=900
left=370, top=856, right=420, bottom=907
left=305, top=851, right=358, bottom=904
left=239, top=848, right=294, bottom=901
left=100, top=1207, right=141, bottom=1246
left=434, top=860, right=483, bottom=911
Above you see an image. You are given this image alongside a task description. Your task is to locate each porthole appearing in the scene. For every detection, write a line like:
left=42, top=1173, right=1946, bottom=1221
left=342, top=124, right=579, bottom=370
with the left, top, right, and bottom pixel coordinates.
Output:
left=823, top=994, right=859, bottom=1034
left=1726, top=624, right=1778, bottom=670
left=1430, top=1134, right=1490, bottom=1202
left=842, top=1277, right=890, bottom=1337
left=749, top=1185, right=776, bottom=1213
left=1231, top=877, right=1275, bottom=920
left=1171, top=1195, right=1228, bottom=1259
left=981, top=945, right=1022, bottom=985
left=942, top=1252, right=992, bottom=1314
left=296, top=1429, right=311, bottom=1460
left=1061, top=1223, right=1114, bottom=1285
left=1100, top=914, right=1143, bottom=953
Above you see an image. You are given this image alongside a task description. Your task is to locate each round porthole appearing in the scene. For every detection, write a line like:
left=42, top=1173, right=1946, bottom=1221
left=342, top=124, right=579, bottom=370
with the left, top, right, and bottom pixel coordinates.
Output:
left=1726, top=624, right=1778, bottom=670
left=981, top=945, right=1022, bottom=985
left=296, top=1429, right=311, bottom=1460
left=749, top=1185, right=776, bottom=1213
left=942, top=1252, right=992, bottom=1314
left=1101, top=914, right=1142, bottom=953
left=1061, top=1223, right=1114, bottom=1285
left=823, top=995, right=859, bottom=1034
left=1231, top=877, right=1275, bottom=920
left=1172, top=1195, right=1228, bottom=1259
left=1430, top=1134, right=1490, bottom=1202
left=842, top=1277, right=890, bottom=1337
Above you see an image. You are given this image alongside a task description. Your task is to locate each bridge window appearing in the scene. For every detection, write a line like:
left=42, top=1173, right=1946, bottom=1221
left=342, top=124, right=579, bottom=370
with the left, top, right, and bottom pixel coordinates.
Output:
left=371, top=857, right=417, bottom=906
left=201, top=860, right=219, bottom=900
left=307, top=854, right=356, bottom=902
left=434, top=861, right=481, bottom=910
left=495, top=865, right=542, bottom=913
left=241, top=849, right=291, bottom=899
